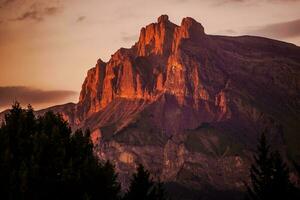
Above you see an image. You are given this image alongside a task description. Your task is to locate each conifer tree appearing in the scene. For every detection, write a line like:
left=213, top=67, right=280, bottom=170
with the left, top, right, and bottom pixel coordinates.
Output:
left=124, top=164, right=154, bottom=200
left=293, top=161, right=300, bottom=198
left=150, top=180, right=169, bottom=200
left=247, top=132, right=274, bottom=200
left=0, top=102, right=121, bottom=200
left=270, top=151, right=294, bottom=199
left=246, top=132, right=297, bottom=200
left=124, top=164, right=168, bottom=200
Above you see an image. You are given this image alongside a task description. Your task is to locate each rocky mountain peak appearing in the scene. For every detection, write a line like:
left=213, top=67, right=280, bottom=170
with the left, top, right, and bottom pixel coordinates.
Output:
left=137, top=15, right=176, bottom=56
left=77, top=16, right=216, bottom=119
left=157, top=14, right=169, bottom=24
left=180, top=17, right=205, bottom=38
left=96, top=58, right=106, bottom=66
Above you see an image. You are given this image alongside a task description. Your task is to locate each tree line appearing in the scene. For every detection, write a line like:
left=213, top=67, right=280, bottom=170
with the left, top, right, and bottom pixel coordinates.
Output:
left=0, top=103, right=168, bottom=200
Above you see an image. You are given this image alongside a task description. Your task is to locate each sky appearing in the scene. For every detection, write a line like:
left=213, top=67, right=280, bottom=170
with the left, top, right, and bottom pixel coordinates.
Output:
left=0, top=0, right=300, bottom=111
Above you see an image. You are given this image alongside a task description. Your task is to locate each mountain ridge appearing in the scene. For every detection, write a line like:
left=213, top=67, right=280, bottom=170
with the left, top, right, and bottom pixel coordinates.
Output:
left=1, top=15, right=300, bottom=198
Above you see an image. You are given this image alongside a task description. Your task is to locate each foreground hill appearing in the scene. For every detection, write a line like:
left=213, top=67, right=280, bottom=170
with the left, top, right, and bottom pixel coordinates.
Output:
left=2, top=15, right=300, bottom=199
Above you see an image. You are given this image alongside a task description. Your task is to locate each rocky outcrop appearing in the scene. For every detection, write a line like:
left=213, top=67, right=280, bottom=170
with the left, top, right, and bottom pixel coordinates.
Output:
left=75, top=15, right=230, bottom=119
left=21, top=15, right=300, bottom=198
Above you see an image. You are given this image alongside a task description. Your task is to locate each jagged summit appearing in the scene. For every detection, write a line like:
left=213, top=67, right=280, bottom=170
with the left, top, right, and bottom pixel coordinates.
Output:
left=137, top=15, right=176, bottom=56
left=180, top=16, right=205, bottom=37
left=76, top=16, right=214, bottom=120
left=137, top=15, right=206, bottom=55
left=157, top=14, right=169, bottom=23
left=96, top=58, right=106, bottom=65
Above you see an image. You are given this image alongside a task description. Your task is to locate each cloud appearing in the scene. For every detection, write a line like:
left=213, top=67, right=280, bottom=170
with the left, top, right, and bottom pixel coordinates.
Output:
left=15, top=10, right=42, bottom=21
left=214, top=0, right=300, bottom=6
left=76, top=16, right=86, bottom=22
left=267, top=0, right=300, bottom=1
left=167, top=0, right=189, bottom=3
left=13, top=5, right=61, bottom=22
left=216, top=29, right=237, bottom=35
left=0, top=0, right=16, bottom=8
left=246, top=19, right=300, bottom=39
left=224, top=29, right=237, bottom=34
left=121, top=33, right=138, bottom=42
left=44, top=6, right=60, bottom=15
left=221, top=0, right=245, bottom=2
left=0, top=0, right=63, bottom=22
left=218, top=0, right=300, bottom=2
left=0, top=86, right=77, bottom=109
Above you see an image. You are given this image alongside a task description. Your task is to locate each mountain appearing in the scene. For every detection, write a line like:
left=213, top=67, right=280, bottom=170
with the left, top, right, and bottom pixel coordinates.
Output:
left=2, top=15, right=300, bottom=199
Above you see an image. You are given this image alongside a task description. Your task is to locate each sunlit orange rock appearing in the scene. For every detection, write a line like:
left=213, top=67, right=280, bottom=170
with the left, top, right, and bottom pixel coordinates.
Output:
left=77, top=15, right=213, bottom=117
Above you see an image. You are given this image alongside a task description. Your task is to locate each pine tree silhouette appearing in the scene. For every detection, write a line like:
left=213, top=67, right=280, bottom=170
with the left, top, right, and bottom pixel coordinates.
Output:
left=0, top=102, right=121, bottom=200
left=246, top=133, right=274, bottom=200
left=246, top=132, right=297, bottom=200
left=150, top=180, right=169, bottom=200
left=124, top=164, right=168, bottom=200
left=292, top=161, right=300, bottom=199
left=270, top=151, right=296, bottom=199
left=124, top=164, right=154, bottom=200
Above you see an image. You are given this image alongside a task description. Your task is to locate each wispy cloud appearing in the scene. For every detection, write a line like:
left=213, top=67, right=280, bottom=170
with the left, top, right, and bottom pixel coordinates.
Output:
left=216, top=29, right=237, bottom=35
left=218, top=0, right=300, bottom=3
left=0, top=0, right=63, bottom=22
left=246, top=19, right=300, bottom=39
left=15, top=10, right=42, bottom=21
left=76, top=16, right=86, bottom=22
left=214, top=0, right=300, bottom=6
left=13, top=5, right=61, bottom=22
left=224, top=29, right=237, bottom=34
left=0, top=86, right=77, bottom=109
left=121, top=33, right=138, bottom=42
left=44, top=6, right=60, bottom=15
left=0, top=0, right=17, bottom=8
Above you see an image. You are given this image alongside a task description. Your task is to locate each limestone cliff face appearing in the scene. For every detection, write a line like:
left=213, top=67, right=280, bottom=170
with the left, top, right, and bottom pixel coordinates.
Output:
left=77, top=15, right=231, bottom=122
left=77, top=59, right=106, bottom=118
left=32, top=15, right=300, bottom=197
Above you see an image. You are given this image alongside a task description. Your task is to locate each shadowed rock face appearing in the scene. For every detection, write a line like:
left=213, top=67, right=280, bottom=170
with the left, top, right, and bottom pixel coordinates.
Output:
left=3, top=15, right=299, bottom=197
